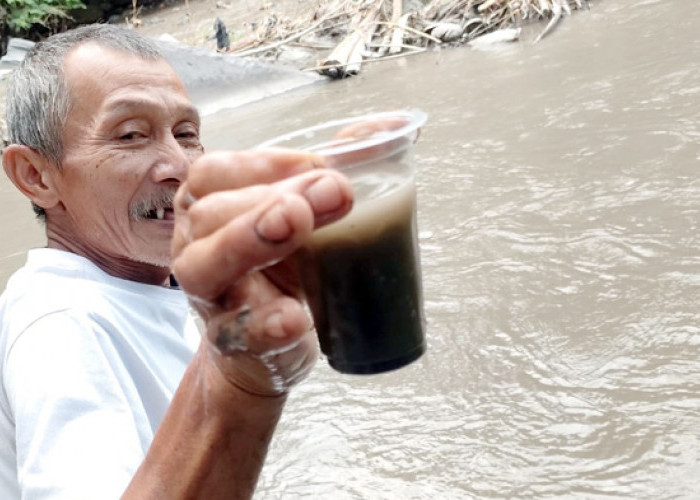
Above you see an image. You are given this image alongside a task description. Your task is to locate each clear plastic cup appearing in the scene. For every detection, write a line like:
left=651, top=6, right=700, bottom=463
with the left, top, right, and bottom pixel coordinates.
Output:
left=257, top=110, right=428, bottom=374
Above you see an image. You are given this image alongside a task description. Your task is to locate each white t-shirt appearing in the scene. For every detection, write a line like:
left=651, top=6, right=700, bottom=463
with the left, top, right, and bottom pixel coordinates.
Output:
left=0, top=248, right=200, bottom=499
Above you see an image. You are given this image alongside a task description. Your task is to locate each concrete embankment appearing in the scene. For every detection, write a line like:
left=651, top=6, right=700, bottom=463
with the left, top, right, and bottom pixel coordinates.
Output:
left=0, top=35, right=322, bottom=148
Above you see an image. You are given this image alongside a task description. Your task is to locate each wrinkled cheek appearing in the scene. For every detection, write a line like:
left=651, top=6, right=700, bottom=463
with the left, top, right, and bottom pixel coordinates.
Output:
left=104, top=210, right=132, bottom=241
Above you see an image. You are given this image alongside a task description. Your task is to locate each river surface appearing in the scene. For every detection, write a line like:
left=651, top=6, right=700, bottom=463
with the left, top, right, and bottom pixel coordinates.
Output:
left=2, top=0, right=700, bottom=498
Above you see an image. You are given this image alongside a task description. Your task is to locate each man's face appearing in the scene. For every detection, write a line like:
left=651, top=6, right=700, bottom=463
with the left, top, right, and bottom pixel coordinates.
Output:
left=47, top=43, right=202, bottom=279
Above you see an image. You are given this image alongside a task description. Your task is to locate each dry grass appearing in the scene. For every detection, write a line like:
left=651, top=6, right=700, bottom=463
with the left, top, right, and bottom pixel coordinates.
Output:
left=223, top=0, right=591, bottom=77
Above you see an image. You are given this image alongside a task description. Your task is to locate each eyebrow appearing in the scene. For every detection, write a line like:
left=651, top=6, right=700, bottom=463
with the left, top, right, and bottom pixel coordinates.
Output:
left=104, top=97, right=201, bottom=125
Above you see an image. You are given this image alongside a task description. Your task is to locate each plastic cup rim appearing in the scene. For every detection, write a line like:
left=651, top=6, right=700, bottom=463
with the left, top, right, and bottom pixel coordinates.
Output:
left=255, top=109, right=428, bottom=158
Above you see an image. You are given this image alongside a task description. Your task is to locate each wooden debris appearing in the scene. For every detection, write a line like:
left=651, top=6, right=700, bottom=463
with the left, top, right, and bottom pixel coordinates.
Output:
left=223, top=0, right=595, bottom=77
left=463, top=18, right=486, bottom=37
left=229, top=15, right=342, bottom=57
left=479, top=0, right=504, bottom=13
left=305, top=46, right=427, bottom=74
left=375, top=22, right=443, bottom=44
left=391, top=0, right=403, bottom=26
left=426, top=21, right=464, bottom=43
left=390, top=13, right=413, bottom=54
left=468, top=27, right=521, bottom=47
left=316, top=1, right=383, bottom=78
left=319, top=29, right=365, bottom=78
left=533, top=0, right=563, bottom=44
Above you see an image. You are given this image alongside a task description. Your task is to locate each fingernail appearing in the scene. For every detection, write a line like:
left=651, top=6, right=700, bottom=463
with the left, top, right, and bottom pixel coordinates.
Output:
left=304, top=176, right=345, bottom=216
left=255, top=200, right=292, bottom=243
left=309, top=156, right=325, bottom=169
left=352, top=126, right=374, bottom=139
left=265, top=312, right=287, bottom=338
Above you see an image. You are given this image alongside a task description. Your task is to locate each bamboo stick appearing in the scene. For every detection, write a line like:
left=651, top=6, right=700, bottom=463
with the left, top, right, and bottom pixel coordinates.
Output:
left=375, top=21, right=444, bottom=44
left=392, top=0, right=403, bottom=23
left=225, top=0, right=595, bottom=77
left=389, top=0, right=404, bottom=54
left=390, top=13, right=412, bottom=54
left=305, top=47, right=427, bottom=73
left=533, top=0, right=562, bottom=43
left=229, top=15, right=342, bottom=57
left=319, top=29, right=365, bottom=77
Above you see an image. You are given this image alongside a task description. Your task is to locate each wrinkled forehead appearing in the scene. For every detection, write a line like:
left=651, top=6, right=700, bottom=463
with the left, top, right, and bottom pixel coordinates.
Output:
left=60, top=42, right=196, bottom=122
left=62, top=42, right=187, bottom=101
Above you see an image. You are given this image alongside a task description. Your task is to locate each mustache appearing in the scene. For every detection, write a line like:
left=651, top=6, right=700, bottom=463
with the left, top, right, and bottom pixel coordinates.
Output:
left=129, top=189, right=177, bottom=220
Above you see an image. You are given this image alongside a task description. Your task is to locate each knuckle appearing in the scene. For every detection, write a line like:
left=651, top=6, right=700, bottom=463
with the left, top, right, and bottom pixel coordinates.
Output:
left=187, top=200, right=209, bottom=228
left=189, top=151, right=241, bottom=190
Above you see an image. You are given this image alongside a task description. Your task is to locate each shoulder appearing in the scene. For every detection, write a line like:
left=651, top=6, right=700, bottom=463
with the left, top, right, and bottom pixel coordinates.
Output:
left=5, top=309, right=118, bottom=382
left=0, top=249, right=195, bottom=393
left=0, top=259, right=115, bottom=362
left=2, top=311, right=129, bottom=420
left=1, top=249, right=189, bottom=347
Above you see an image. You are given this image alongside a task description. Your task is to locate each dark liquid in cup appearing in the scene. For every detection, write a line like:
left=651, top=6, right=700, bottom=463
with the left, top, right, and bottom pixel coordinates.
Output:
left=298, top=178, right=426, bottom=374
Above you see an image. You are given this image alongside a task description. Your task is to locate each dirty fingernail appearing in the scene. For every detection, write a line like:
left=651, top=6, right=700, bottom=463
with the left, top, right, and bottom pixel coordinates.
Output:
left=255, top=200, right=292, bottom=243
left=308, top=155, right=326, bottom=169
left=304, top=176, right=345, bottom=215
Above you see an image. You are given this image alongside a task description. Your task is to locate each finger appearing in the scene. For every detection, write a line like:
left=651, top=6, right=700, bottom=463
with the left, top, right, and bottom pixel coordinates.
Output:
left=185, top=184, right=271, bottom=241
left=210, top=296, right=311, bottom=355
left=325, top=116, right=414, bottom=169
left=185, top=169, right=354, bottom=241
left=173, top=191, right=313, bottom=301
left=332, top=116, right=409, bottom=141
left=205, top=297, right=319, bottom=396
left=174, top=168, right=353, bottom=302
left=187, top=149, right=325, bottom=200
left=208, top=329, right=318, bottom=397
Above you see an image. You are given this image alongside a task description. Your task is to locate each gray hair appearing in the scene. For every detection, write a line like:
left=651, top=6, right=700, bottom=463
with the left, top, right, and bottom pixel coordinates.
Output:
left=5, top=24, right=163, bottom=218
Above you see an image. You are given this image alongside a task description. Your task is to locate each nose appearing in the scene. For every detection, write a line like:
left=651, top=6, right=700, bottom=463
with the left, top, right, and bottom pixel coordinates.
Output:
left=150, top=133, right=195, bottom=184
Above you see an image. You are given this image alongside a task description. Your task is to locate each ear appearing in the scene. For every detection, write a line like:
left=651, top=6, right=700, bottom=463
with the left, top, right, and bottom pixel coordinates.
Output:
left=2, top=145, right=60, bottom=211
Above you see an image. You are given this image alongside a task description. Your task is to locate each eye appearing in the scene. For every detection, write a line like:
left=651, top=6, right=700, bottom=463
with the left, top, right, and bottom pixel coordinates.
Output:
left=174, top=123, right=201, bottom=146
left=175, top=131, right=198, bottom=139
left=119, top=131, right=146, bottom=141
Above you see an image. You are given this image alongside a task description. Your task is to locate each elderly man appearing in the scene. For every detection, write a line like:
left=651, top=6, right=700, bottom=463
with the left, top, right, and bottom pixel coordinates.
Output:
left=0, top=24, right=353, bottom=498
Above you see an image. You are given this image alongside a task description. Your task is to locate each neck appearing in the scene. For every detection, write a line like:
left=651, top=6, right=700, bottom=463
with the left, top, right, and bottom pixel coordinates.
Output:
left=46, top=236, right=172, bottom=286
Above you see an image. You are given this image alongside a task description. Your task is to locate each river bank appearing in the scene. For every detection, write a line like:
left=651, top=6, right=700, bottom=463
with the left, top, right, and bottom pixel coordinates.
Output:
left=4, top=2, right=700, bottom=497
left=1, top=0, right=594, bottom=146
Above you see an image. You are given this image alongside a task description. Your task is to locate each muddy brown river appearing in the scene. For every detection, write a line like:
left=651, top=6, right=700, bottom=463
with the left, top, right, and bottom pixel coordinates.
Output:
left=2, top=0, right=699, bottom=498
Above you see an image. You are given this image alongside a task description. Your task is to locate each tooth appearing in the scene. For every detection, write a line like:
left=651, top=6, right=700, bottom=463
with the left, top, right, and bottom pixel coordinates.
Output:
left=156, top=208, right=165, bottom=220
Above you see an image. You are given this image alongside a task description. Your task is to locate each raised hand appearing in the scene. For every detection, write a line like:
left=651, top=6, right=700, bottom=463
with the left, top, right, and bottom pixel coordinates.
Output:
left=171, top=149, right=354, bottom=396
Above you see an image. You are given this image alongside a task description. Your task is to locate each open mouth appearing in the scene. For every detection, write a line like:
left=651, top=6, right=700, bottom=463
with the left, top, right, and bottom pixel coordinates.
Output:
left=131, top=190, right=177, bottom=222
left=146, top=207, right=173, bottom=220
left=146, top=208, right=173, bottom=220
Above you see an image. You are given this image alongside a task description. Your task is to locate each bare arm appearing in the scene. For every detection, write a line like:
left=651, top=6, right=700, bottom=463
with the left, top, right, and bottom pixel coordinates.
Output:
left=123, top=149, right=353, bottom=499
left=123, top=347, right=285, bottom=500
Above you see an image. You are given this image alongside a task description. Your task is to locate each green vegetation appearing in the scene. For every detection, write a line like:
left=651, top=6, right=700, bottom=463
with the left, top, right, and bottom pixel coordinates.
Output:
left=2, top=0, right=85, bottom=32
